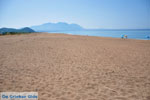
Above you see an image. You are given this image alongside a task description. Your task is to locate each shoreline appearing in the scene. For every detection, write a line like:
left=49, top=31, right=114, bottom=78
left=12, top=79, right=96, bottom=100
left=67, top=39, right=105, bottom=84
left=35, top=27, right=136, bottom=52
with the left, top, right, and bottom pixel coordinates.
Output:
left=46, top=32, right=150, bottom=40
left=1, top=32, right=149, bottom=40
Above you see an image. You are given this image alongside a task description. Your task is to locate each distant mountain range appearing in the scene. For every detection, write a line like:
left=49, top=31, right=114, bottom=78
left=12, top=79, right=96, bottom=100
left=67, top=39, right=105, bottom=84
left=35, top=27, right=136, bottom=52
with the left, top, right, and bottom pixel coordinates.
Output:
left=0, top=27, right=35, bottom=33
left=0, top=22, right=150, bottom=33
left=30, top=22, right=150, bottom=32
left=30, top=22, right=84, bottom=32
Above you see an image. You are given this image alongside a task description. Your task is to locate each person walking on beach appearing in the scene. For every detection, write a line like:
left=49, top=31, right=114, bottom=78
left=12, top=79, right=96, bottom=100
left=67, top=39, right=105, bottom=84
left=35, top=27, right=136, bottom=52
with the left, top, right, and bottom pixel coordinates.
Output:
left=124, top=35, right=128, bottom=39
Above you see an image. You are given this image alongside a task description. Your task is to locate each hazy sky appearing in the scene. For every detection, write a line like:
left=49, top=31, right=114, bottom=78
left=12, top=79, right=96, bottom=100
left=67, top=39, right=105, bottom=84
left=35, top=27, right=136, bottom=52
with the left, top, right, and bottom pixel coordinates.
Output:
left=0, top=0, right=150, bottom=29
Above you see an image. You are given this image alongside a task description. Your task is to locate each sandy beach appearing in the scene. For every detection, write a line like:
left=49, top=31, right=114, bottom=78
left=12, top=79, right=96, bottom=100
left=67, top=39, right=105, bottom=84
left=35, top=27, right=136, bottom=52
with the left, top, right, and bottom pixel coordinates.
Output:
left=0, top=33, right=150, bottom=100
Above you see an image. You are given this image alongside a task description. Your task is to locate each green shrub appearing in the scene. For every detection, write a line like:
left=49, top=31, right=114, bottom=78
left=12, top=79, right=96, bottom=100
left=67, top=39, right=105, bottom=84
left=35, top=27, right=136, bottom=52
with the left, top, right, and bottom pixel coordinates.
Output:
left=0, top=32, right=31, bottom=35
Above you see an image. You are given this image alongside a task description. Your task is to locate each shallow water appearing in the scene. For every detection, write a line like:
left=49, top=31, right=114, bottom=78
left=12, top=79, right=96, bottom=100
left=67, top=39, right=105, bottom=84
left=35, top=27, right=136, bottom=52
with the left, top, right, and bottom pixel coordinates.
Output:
left=48, top=30, right=150, bottom=40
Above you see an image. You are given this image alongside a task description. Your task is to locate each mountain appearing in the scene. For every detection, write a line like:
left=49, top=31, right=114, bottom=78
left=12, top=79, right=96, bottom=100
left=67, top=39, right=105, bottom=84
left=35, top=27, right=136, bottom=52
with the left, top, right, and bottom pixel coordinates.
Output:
left=19, top=27, right=35, bottom=32
left=0, top=27, right=35, bottom=33
left=30, top=22, right=84, bottom=32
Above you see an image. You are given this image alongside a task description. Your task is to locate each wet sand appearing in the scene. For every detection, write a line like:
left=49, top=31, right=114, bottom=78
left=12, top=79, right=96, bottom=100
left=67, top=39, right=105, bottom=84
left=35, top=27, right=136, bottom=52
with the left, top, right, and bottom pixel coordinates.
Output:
left=0, top=33, right=150, bottom=100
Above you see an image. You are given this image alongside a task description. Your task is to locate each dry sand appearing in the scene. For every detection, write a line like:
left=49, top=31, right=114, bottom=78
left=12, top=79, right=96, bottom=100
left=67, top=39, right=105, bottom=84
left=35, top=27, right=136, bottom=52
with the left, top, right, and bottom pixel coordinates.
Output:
left=0, top=33, right=150, bottom=100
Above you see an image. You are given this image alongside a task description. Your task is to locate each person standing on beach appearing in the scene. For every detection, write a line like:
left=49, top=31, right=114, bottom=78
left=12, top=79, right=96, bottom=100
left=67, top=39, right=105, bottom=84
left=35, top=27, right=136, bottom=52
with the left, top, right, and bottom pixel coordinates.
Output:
left=147, top=36, right=150, bottom=40
left=121, top=35, right=124, bottom=39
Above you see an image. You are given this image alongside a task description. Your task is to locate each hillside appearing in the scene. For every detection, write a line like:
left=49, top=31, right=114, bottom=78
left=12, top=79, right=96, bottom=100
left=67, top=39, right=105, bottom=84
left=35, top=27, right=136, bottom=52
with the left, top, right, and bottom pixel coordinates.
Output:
left=0, top=27, right=35, bottom=33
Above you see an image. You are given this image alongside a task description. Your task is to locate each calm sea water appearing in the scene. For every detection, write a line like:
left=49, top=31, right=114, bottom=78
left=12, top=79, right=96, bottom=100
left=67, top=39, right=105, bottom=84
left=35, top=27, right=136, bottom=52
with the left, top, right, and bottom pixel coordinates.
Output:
left=48, top=30, right=150, bottom=40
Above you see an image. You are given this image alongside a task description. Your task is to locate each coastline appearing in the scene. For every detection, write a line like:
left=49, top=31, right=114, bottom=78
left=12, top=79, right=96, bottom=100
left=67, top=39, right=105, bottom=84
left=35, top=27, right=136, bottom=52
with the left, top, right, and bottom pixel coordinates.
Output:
left=47, top=31, right=150, bottom=40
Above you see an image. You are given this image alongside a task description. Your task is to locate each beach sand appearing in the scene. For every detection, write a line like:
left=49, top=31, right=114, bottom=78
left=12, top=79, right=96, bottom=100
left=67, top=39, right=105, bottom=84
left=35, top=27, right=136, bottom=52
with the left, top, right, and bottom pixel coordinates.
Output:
left=0, top=33, right=150, bottom=100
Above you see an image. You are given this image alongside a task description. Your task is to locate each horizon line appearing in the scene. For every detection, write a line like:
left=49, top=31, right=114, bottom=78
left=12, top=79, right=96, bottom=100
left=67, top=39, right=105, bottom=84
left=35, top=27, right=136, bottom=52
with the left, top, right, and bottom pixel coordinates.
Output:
left=0, top=27, right=150, bottom=30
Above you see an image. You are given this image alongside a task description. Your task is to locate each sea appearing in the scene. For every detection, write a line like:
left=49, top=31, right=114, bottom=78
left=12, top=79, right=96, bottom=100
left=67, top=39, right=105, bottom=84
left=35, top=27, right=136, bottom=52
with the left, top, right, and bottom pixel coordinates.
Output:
left=48, top=30, right=150, bottom=40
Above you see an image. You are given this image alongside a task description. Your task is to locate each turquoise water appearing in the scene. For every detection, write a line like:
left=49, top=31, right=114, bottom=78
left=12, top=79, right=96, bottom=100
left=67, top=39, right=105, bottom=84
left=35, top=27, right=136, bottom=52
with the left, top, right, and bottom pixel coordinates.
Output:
left=48, top=30, right=150, bottom=40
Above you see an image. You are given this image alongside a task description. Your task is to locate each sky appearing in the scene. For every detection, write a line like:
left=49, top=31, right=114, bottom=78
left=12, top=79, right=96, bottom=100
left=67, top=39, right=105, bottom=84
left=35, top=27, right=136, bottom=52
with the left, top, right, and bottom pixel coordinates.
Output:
left=0, top=0, right=150, bottom=29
